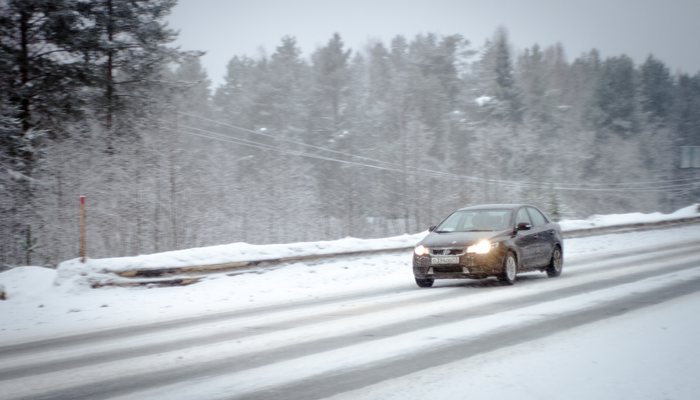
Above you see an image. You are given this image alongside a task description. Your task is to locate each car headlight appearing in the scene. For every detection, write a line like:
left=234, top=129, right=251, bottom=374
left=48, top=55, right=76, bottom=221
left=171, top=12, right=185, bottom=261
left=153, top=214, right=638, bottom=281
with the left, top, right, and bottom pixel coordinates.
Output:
left=414, top=245, right=430, bottom=256
left=466, top=240, right=498, bottom=254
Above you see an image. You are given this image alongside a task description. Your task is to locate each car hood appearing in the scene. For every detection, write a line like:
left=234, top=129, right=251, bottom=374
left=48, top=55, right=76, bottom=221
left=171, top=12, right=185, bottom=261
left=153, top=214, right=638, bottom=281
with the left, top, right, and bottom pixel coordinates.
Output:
left=420, top=230, right=507, bottom=248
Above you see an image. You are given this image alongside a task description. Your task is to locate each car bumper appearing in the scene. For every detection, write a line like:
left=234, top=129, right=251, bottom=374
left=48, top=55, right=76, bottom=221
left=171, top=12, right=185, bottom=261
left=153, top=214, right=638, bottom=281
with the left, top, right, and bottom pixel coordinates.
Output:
left=413, top=249, right=506, bottom=280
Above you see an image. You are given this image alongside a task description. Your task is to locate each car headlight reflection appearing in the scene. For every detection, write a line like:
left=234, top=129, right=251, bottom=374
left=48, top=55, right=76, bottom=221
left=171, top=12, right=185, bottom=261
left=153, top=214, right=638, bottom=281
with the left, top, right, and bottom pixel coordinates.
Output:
left=467, top=240, right=497, bottom=254
left=414, top=245, right=430, bottom=256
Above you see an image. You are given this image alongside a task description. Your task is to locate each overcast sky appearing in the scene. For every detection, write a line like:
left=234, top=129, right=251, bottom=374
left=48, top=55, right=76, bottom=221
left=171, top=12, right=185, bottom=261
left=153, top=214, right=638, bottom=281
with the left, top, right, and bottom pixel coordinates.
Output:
left=167, top=0, right=700, bottom=88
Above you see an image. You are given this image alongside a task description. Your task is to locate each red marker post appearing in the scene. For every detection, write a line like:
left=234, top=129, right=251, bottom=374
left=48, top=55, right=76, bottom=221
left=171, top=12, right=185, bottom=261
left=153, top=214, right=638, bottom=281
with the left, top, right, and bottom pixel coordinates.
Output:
left=79, top=195, right=86, bottom=263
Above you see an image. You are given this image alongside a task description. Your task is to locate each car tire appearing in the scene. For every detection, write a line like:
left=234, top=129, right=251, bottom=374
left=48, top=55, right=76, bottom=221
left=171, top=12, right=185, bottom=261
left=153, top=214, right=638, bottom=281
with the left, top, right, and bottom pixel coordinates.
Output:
left=415, top=277, right=434, bottom=288
left=499, top=251, right=517, bottom=285
left=546, top=245, right=563, bottom=278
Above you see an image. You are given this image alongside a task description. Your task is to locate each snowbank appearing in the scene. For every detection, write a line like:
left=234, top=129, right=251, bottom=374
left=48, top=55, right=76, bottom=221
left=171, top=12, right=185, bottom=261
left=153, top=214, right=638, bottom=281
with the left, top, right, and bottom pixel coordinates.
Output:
left=0, top=266, right=55, bottom=300
left=559, top=203, right=700, bottom=230
left=61, top=232, right=426, bottom=274
left=6, top=204, right=700, bottom=292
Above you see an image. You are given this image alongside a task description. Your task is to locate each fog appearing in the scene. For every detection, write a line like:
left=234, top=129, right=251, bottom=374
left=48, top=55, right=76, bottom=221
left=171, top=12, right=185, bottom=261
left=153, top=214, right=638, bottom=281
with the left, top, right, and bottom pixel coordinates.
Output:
left=168, top=0, right=700, bottom=87
left=2, top=0, right=700, bottom=266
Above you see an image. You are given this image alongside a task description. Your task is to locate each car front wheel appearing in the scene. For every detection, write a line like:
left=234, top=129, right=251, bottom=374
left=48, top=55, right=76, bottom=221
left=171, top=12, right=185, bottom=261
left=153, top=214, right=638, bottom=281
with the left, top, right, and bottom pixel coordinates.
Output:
left=415, top=277, right=434, bottom=288
left=499, top=251, right=517, bottom=285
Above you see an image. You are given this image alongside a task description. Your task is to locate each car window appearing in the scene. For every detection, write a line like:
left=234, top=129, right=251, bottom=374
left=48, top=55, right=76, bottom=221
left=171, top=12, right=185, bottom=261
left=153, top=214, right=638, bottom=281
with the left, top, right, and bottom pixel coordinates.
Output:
left=527, top=207, right=548, bottom=227
left=436, top=210, right=511, bottom=232
left=436, top=212, right=462, bottom=232
left=516, top=208, right=532, bottom=226
left=469, top=211, right=510, bottom=231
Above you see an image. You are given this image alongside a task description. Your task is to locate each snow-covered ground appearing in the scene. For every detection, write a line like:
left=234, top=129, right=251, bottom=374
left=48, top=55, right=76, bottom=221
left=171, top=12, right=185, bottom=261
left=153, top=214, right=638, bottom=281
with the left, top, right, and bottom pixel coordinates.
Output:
left=1, top=207, right=699, bottom=399
left=557, top=203, right=700, bottom=230
left=49, top=203, right=700, bottom=280
left=327, top=290, right=700, bottom=400
left=0, top=206, right=698, bottom=343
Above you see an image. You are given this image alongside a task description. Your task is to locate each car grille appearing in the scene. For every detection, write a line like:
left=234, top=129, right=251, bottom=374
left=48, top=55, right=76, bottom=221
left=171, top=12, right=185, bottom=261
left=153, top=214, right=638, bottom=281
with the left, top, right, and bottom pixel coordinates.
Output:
left=433, top=266, right=464, bottom=273
left=431, top=248, right=464, bottom=256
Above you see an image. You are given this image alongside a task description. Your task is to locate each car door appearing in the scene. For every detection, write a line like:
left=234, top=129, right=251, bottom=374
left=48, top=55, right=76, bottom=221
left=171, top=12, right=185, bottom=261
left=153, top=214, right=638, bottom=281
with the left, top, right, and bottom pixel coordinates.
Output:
left=514, top=207, right=538, bottom=268
left=526, top=206, right=554, bottom=266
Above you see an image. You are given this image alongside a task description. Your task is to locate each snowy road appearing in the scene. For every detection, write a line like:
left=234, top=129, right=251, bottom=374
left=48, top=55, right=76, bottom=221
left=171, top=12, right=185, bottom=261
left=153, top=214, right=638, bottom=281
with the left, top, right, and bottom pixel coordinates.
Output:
left=1, top=230, right=700, bottom=399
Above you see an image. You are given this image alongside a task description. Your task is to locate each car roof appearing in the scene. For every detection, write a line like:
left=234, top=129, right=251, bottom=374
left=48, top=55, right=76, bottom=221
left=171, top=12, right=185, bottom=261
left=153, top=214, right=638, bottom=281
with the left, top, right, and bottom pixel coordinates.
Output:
left=457, top=204, right=527, bottom=211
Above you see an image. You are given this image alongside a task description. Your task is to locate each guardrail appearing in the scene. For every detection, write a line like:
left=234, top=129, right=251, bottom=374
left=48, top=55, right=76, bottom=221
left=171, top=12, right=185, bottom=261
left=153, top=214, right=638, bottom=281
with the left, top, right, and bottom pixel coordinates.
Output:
left=562, top=215, right=700, bottom=238
left=92, top=215, right=700, bottom=288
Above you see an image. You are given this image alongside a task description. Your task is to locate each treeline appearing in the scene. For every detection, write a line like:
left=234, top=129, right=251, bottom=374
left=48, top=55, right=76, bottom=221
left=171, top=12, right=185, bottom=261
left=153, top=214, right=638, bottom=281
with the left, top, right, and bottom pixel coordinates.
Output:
left=1, top=2, right=699, bottom=266
left=1, top=0, right=186, bottom=265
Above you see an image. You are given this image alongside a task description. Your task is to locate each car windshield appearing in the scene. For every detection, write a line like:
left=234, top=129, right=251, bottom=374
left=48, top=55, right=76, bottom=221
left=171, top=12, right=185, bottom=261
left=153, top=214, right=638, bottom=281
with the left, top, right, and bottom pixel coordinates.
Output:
left=435, top=209, right=512, bottom=232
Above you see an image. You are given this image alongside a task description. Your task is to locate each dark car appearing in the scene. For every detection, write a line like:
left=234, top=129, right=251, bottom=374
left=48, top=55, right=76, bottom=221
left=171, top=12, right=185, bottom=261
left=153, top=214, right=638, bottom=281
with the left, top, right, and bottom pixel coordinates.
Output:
left=413, top=204, right=563, bottom=287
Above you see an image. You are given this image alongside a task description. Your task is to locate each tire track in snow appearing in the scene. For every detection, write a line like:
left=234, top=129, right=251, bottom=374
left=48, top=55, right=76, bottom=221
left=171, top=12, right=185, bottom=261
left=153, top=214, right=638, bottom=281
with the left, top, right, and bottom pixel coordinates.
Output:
left=114, top=265, right=700, bottom=400
left=2, top=240, right=699, bottom=382
left=252, top=277, right=700, bottom=400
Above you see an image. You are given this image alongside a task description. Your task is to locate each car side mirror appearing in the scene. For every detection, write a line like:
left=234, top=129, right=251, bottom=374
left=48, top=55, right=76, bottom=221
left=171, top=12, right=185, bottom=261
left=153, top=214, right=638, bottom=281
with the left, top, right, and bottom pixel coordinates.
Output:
left=429, top=225, right=437, bottom=232
left=516, top=222, right=532, bottom=231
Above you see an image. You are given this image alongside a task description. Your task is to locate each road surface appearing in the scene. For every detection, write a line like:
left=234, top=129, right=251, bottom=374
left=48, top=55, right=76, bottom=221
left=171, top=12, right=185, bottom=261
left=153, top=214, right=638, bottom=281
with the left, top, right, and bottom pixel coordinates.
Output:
left=1, top=234, right=699, bottom=400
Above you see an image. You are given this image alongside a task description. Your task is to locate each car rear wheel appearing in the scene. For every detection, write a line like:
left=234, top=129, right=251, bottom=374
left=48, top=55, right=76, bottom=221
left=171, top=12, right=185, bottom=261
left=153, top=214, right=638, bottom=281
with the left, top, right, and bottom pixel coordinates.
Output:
left=546, top=246, right=563, bottom=278
left=498, top=252, right=517, bottom=285
left=415, top=277, right=434, bottom=288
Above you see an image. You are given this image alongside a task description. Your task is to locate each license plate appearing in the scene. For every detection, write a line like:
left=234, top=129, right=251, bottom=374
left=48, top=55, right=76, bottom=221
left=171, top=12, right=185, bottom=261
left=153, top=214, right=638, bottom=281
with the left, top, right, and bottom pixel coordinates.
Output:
left=431, top=256, right=460, bottom=265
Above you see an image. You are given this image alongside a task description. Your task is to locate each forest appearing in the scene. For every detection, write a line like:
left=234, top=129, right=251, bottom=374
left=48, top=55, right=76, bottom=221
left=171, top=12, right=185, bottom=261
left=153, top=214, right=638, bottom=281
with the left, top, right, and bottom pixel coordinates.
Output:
left=1, top=0, right=700, bottom=266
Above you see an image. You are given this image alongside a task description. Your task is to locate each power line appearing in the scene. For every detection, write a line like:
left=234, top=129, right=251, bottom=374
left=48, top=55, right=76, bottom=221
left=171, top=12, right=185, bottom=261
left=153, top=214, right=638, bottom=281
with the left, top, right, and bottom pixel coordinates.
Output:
left=160, top=124, right=413, bottom=175
left=177, top=111, right=700, bottom=188
left=176, top=112, right=425, bottom=172
left=167, top=122, right=543, bottom=189
left=165, top=123, right=700, bottom=193
left=160, top=117, right=700, bottom=194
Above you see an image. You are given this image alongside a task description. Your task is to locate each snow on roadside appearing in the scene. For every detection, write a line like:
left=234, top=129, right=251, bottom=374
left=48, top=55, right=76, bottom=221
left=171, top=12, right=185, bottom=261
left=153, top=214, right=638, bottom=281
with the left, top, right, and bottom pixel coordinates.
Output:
left=0, top=267, right=55, bottom=298
left=57, top=232, right=427, bottom=276
left=558, top=203, right=700, bottom=230
left=51, top=203, right=700, bottom=280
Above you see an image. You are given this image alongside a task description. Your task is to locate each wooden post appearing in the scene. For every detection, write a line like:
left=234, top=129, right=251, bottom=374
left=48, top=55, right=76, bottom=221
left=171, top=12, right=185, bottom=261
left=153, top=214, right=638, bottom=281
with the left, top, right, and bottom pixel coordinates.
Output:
left=79, top=195, right=86, bottom=262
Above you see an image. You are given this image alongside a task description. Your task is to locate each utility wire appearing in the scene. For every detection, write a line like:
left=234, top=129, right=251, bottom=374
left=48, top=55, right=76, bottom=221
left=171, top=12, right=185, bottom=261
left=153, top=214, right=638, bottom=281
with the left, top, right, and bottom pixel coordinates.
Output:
left=165, top=123, right=700, bottom=193
left=161, top=117, right=700, bottom=194
left=177, top=112, right=700, bottom=188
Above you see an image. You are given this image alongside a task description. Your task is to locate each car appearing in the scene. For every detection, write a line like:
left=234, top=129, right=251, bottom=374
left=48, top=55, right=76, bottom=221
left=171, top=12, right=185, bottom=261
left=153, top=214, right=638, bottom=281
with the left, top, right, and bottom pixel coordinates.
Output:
left=412, top=204, right=563, bottom=287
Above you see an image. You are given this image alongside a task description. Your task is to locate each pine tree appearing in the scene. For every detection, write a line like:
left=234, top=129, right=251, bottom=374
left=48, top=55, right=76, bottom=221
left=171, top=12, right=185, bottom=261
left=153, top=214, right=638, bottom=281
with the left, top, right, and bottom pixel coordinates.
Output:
left=469, top=28, right=523, bottom=189
left=592, top=55, right=638, bottom=135
left=309, top=33, right=353, bottom=232
left=639, top=55, right=673, bottom=125
left=173, top=53, right=212, bottom=116
left=478, top=28, right=522, bottom=123
left=672, top=73, right=700, bottom=207
left=364, top=41, right=398, bottom=232
left=310, top=33, right=352, bottom=140
left=155, top=53, right=212, bottom=250
left=78, top=0, right=179, bottom=150
left=268, top=36, right=309, bottom=134
left=0, top=0, right=93, bottom=264
left=674, top=73, right=700, bottom=144
left=637, top=56, right=674, bottom=202
left=264, top=36, right=318, bottom=241
left=213, top=56, right=261, bottom=127
left=0, top=0, right=88, bottom=136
